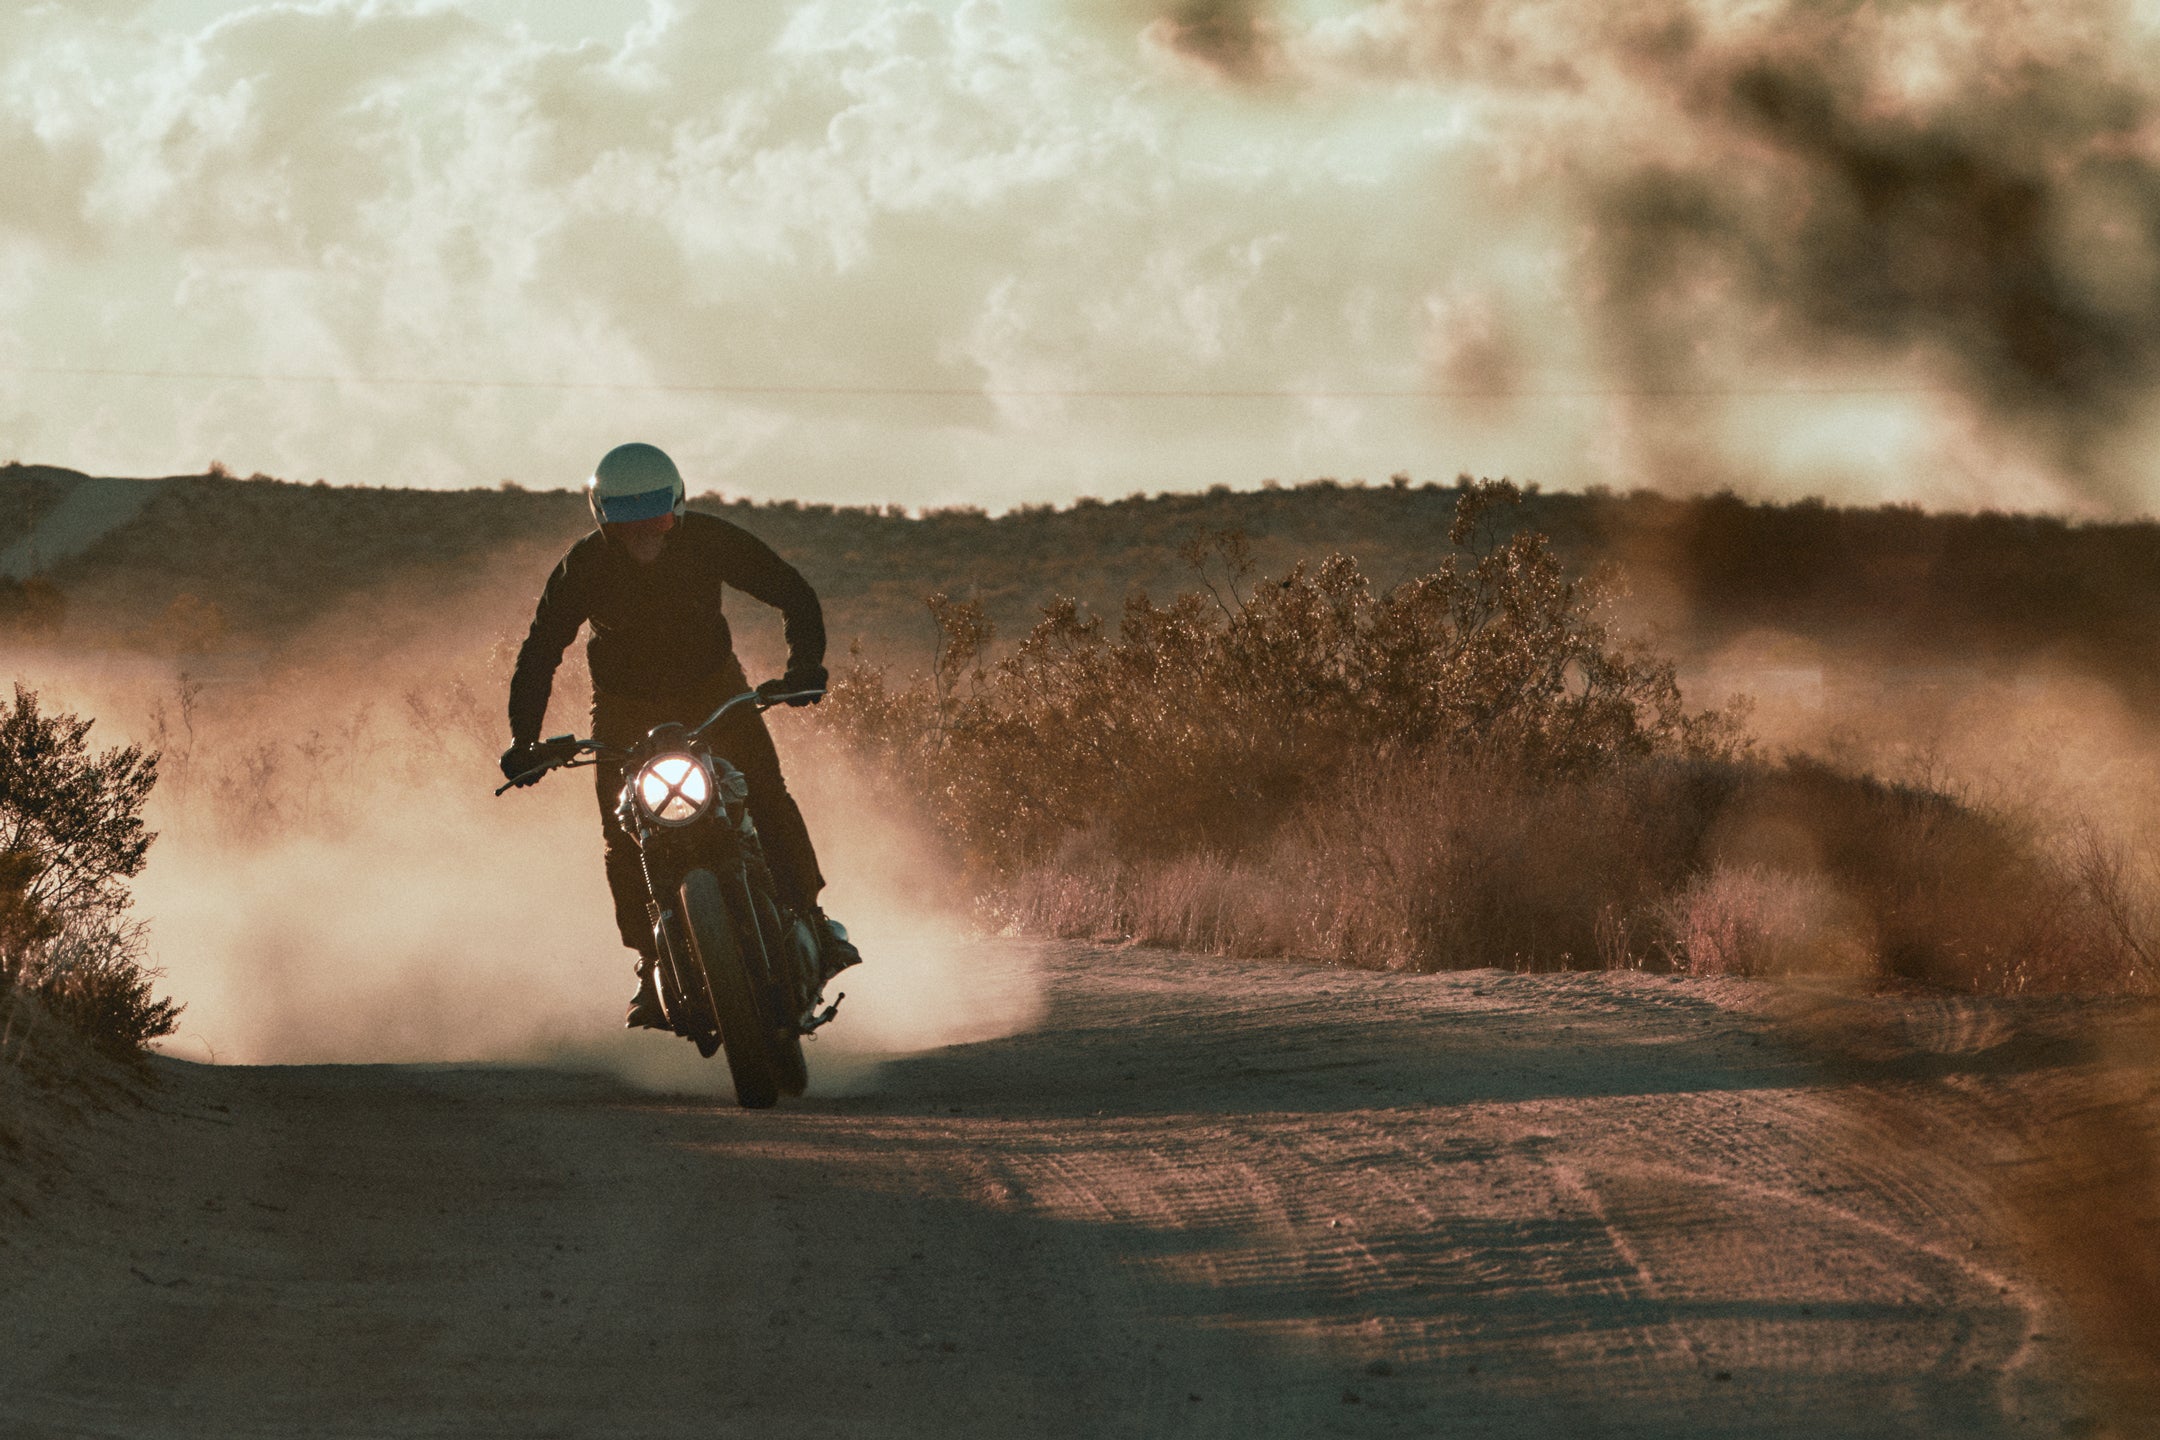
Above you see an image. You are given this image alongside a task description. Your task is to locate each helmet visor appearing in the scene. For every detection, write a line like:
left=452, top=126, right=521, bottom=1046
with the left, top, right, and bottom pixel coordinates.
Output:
left=594, top=485, right=677, bottom=524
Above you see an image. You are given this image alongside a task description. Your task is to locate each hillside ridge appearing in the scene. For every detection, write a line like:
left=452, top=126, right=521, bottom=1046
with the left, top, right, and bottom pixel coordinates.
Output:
left=5, top=465, right=2158, bottom=700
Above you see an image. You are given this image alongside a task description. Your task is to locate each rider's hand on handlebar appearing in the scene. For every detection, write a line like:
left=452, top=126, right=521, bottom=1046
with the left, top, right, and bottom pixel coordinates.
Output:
left=499, top=741, right=542, bottom=786
left=759, top=665, right=828, bottom=707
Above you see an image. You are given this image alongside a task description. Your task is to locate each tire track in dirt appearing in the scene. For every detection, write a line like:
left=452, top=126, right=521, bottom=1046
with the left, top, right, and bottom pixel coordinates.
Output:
left=0, top=944, right=2091, bottom=1437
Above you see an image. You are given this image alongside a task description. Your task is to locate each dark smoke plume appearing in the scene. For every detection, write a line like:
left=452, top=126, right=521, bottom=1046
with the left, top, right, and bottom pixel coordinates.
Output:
left=1126, top=0, right=2160, bottom=505
left=1599, top=28, right=2160, bottom=497
left=1140, top=0, right=1284, bottom=83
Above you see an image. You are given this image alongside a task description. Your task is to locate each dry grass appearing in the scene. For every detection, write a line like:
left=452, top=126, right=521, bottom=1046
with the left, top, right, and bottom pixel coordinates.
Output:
left=987, top=752, right=2151, bottom=994
left=823, top=481, right=2159, bottom=999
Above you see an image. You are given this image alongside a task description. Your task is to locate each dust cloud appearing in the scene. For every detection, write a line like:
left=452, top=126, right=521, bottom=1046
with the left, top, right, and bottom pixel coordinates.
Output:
left=1692, top=648, right=2160, bottom=1431
left=18, top=617, right=1045, bottom=1094
left=554, top=745, right=1052, bottom=1097
left=1589, top=12, right=2160, bottom=502
left=1693, top=634, right=2160, bottom=834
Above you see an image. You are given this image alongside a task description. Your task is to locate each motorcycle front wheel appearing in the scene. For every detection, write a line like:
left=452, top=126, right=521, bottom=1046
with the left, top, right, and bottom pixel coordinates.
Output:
left=740, top=866, right=809, bottom=1099
left=653, top=911, right=719, bottom=1059
left=681, top=867, right=781, bottom=1109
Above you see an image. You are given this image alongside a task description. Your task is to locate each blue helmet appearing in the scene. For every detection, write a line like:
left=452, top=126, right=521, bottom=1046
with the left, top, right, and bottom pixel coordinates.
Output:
left=586, top=442, right=686, bottom=527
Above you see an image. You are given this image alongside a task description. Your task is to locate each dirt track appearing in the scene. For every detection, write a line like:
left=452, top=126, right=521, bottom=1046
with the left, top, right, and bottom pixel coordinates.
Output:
left=0, top=946, right=2087, bottom=1437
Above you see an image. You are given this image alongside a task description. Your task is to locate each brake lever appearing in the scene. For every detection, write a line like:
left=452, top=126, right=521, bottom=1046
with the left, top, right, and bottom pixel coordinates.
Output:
left=494, top=767, right=549, bottom=797
left=494, top=737, right=596, bottom=796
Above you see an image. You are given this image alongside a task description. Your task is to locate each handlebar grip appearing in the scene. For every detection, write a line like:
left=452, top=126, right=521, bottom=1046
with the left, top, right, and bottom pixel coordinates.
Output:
left=493, top=735, right=589, bottom=796
left=755, top=687, right=827, bottom=708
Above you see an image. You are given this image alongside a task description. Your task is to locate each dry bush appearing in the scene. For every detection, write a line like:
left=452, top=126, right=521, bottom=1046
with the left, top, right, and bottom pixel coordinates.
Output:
left=823, top=481, right=1716, bottom=965
left=1647, top=759, right=2147, bottom=992
left=1659, top=865, right=1872, bottom=980
left=994, top=753, right=1687, bottom=970
left=0, top=684, right=179, bottom=1061
left=827, top=480, right=1745, bottom=868
left=822, top=481, right=2158, bottom=994
left=2, top=918, right=178, bottom=1064
left=989, top=751, right=2149, bottom=989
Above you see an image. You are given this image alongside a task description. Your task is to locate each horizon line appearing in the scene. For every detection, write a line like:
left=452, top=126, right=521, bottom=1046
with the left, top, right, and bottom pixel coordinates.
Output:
left=0, top=362, right=1946, bottom=402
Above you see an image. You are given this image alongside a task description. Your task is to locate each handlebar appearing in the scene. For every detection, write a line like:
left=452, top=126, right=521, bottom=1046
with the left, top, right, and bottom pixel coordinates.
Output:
left=688, top=685, right=824, bottom=743
left=494, top=685, right=826, bottom=796
left=493, top=735, right=601, bottom=795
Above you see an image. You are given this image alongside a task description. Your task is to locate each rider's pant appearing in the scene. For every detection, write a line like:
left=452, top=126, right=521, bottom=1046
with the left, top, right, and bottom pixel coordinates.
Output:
left=591, top=681, right=828, bottom=954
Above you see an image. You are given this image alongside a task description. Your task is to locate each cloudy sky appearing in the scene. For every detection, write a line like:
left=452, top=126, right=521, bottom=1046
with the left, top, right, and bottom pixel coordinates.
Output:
left=4, top=0, right=2158, bottom=512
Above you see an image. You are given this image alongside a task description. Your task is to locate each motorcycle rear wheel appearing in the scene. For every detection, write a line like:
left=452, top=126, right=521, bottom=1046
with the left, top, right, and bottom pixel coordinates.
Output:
left=682, top=868, right=781, bottom=1109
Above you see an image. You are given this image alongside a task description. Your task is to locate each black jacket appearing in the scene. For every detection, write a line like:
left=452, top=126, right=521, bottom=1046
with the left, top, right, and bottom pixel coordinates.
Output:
left=508, top=511, right=825, bottom=745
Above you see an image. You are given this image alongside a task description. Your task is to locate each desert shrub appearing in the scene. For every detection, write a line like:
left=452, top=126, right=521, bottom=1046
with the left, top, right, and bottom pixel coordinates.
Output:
left=992, top=752, right=1687, bottom=967
left=973, top=746, right=2151, bottom=990
left=1648, top=758, right=2140, bottom=990
left=0, top=684, right=179, bottom=1058
left=821, top=483, right=1691, bottom=956
left=826, top=481, right=1746, bottom=875
left=1683, top=759, right=2124, bottom=991
left=822, top=482, right=2154, bottom=993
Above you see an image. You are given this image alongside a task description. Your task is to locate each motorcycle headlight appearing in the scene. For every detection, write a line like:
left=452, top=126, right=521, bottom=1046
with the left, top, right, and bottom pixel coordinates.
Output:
left=633, top=752, right=713, bottom=827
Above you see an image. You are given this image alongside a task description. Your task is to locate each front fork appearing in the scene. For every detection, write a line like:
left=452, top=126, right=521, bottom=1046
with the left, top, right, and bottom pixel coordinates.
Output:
left=647, top=898, right=692, bottom=1024
left=641, top=827, right=713, bottom=1034
left=635, top=802, right=839, bottom=1038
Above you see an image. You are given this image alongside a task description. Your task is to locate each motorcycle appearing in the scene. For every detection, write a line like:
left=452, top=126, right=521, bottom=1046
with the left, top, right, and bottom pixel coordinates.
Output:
left=495, top=685, right=842, bottom=1109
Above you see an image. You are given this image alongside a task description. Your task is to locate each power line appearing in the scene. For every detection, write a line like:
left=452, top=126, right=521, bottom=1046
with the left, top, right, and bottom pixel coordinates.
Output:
left=0, top=361, right=1945, bottom=401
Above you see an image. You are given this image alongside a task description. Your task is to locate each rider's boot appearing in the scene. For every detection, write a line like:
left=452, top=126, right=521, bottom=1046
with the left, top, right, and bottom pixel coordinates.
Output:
left=811, top=909, right=862, bottom=987
left=625, top=951, right=668, bottom=1031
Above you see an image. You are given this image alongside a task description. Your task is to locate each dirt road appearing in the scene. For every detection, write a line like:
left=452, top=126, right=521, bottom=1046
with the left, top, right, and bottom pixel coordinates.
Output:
left=0, top=946, right=2085, bottom=1437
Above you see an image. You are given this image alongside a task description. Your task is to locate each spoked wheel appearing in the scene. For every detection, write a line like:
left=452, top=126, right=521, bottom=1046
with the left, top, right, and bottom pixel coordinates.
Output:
left=681, top=868, right=781, bottom=1109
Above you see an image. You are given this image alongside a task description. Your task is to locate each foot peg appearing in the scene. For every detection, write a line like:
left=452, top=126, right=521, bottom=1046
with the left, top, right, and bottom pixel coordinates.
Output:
left=801, top=992, right=845, bottom=1033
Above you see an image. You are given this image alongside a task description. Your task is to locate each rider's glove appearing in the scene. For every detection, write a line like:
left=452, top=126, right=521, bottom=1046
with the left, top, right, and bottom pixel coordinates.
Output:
left=760, top=665, right=828, bottom=707
left=499, top=740, right=541, bottom=786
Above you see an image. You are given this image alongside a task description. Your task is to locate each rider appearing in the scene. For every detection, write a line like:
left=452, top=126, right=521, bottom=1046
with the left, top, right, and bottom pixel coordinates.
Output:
left=499, top=442, right=861, bottom=1030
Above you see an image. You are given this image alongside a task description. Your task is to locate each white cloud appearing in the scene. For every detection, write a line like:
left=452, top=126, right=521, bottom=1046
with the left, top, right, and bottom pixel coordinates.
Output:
left=1, top=0, right=2152, bottom=510
left=0, top=0, right=1505, bottom=502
